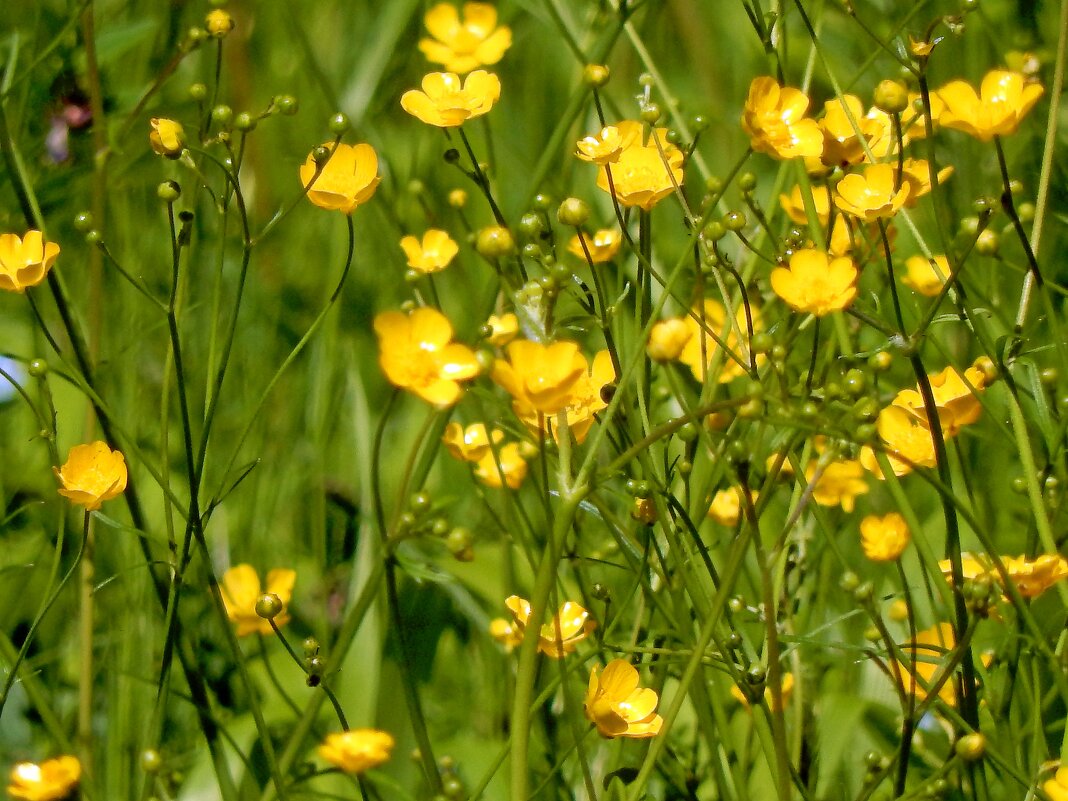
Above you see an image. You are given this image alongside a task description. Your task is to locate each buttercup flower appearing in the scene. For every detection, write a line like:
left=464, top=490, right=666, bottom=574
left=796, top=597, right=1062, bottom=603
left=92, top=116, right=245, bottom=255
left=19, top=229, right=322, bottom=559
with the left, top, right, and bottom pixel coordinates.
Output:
left=1044, top=768, right=1068, bottom=801
left=443, top=422, right=503, bottom=462
left=401, top=70, right=501, bottom=127
left=779, top=184, right=832, bottom=227
left=400, top=229, right=459, bottom=273
left=489, top=617, right=523, bottom=650
left=902, top=255, right=950, bottom=296
left=568, top=229, right=622, bottom=264
left=899, top=159, right=954, bottom=205
left=149, top=117, right=185, bottom=158
left=861, top=405, right=937, bottom=478
left=938, top=553, right=1068, bottom=599
left=318, top=729, right=395, bottom=774
left=418, top=2, right=512, bottom=74
left=584, top=660, right=663, bottom=738
left=892, top=366, right=986, bottom=437
left=741, top=77, right=823, bottom=160
left=205, top=9, right=235, bottom=37
left=936, top=70, right=1044, bottom=141
left=818, top=95, right=886, bottom=168
left=895, top=623, right=960, bottom=707
left=771, top=249, right=857, bottom=316
left=505, top=595, right=595, bottom=657
left=707, top=487, right=756, bottom=527
left=730, top=672, right=795, bottom=711
left=860, top=513, right=911, bottom=561
left=220, top=564, right=296, bottom=636
left=576, top=126, right=623, bottom=164
left=901, top=91, right=946, bottom=139
left=491, top=339, right=588, bottom=417
left=374, top=307, right=480, bottom=407
left=595, top=120, right=684, bottom=210
left=7, top=757, right=81, bottom=801
left=300, top=142, right=381, bottom=214
left=473, top=442, right=528, bottom=489
left=55, top=441, right=127, bottom=511
left=0, top=230, right=60, bottom=293
left=484, top=312, right=518, bottom=346
left=647, top=318, right=692, bottom=362
left=677, top=299, right=761, bottom=383
left=834, top=163, right=910, bottom=221
left=806, top=459, right=868, bottom=512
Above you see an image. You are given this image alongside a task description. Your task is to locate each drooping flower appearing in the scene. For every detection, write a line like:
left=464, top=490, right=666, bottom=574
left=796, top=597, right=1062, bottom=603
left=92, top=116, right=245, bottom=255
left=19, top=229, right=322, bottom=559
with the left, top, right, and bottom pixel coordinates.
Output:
left=418, top=2, right=512, bottom=74
left=55, top=441, right=128, bottom=511
left=595, top=120, right=684, bottom=210
left=299, top=142, right=381, bottom=214
left=484, top=312, right=518, bottom=346
left=442, top=422, right=503, bottom=462
left=491, top=339, right=588, bottom=417
left=374, top=307, right=480, bottom=407
left=647, top=318, right=692, bottom=362
left=834, top=163, right=910, bottom=221
left=584, top=660, right=663, bottom=738
left=489, top=617, right=523, bottom=650
left=730, top=672, right=795, bottom=712
left=473, top=442, right=528, bottom=489
left=0, top=231, right=60, bottom=293
left=771, top=249, right=857, bottom=316
left=938, top=553, right=1068, bottom=599
left=505, top=595, right=595, bottom=657
left=220, top=564, right=296, bottom=636
left=936, top=70, right=1044, bottom=141
left=899, top=159, right=954, bottom=205
left=902, top=255, right=950, bottom=296
left=318, top=729, right=395, bottom=774
left=817, top=95, right=886, bottom=168
left=400, top=229, right=459, bottom=273
left=741, top=77, right=824, bottom=161
left=891, top=365, right=986, bottom=436
left=568, top=229, right=622, bottom=264
left=149, top=118, right=185, bottom=158
left=860, top=512, right=910, bottom=561
left=860, top=405, right=938, bottom=478
left=676, top=299, right=761, bottom=383
left=401, top=71, right=501, bottom=127
left=575, top=126, right=624, bottom=164
left=7, top=757, right=81, bottom=801
left=806, top=459, right=868, bottom=512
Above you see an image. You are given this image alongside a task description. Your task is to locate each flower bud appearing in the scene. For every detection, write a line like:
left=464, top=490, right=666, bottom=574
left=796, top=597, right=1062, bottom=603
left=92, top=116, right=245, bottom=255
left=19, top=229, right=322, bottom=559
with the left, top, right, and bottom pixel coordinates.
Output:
left=233, top=112, right=255, bottom=131
left=873, top=79, right=909, bottom=114
left=274, top=94, right=299, bottom=115
left=255, top=593, right=283, bottom=620
left=149, top=118, right=185, bottom=158
left=975, top=229, right=999, bottom=256
left=476, top=226, right=515, bottom=259
left=447, top=188, right=467, bottom=208
left=157, top=181, right=181, bottom=203
left=189, top=83, right=208, bottom=102
left=205, top=8, right=235, bottom=37
left=583, top=64, right=610, bottom=87
left=302, top=636, right=320, bottom=657
left=28, top=359, right=48, bottom=377
left=955, top=733, right=986, bottom=761
left=141, top=749, right=163, bottom=773
left=328, top=112, right=351, bottom=135
left=533, top=193, right=553, bottom=211
left=557, top=197, right=590, bottom=227
left=211, top=105, right=233, bottom=126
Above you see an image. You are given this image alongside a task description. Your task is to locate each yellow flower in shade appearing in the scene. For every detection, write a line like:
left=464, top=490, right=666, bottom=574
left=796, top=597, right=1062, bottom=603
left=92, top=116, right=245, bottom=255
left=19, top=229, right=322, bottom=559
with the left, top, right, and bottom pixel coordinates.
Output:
left=205, top=9, right=235, bottom=37
left=374, top=307, right=480, bottom=407
left=707, top=487, right=757, bottom=527
left=899, top=159, right=954, bottom=206
left=779, top=184, right=831, bottom=227
left=576, top=126, right=623, bottom=164
left=938, top=553, right=1068, bottom=599
left=7, top=757, right=80, bottom=801
left=220, top=564, right=296, bottom=636
left=0, top=231, right=60, bottom=293
left=584, top=660, right=663, bottom=738
left=489, top=617, right=523, bottom=650
left=442, top=422, right=503, bottom=462
left=730, top=672, right=795, bottom=712
left=741, top=77, right=824, bottom=160
left=860, top=405, right=937, bottom=478
left=299, top=142, right=381, bottom=214
left=484, top=312, right=518, bottom=346
left=149, top=117, right=185, bottom=158
left=418, top=2, right=512, bottom=74
left=55, top=441, right=127, bottom=511
left=771, top=249, right=857, bottom=316
left=818, top=95, right=886, bottom=168
left=505, top=595, right=595, bottom=658
left=677, top=299, right=762, bottom=383
left=647, top=318, right=692, bottom=362
left=901, top=92, right=946, bottom=139
left=806, top=459, right=868, bottom=512
left=895, top=623, right=961, bottom=707
left=834, top=163, right=910, bottom=221
left=491, top=339, right=588, bottom=417
left=400, top=229, right=459, bottom=273
left=400, top=70, right=501, bottom=127
left=568, top=229, right=622, bottom=264
left=935, top=70, right=1044, bottom=141
left=902, top=255, right=950, bottom=296
left=595, top=120, right=684, bottom=211
left=860, top=512, right=910, bottom=561
left=1044, top=768, right=1068, bottom=801
left=473, top=441, right=527, bottom=489
left=318, top=729, right=394, bottom=774
left=892, top=366, right=986, bottom=437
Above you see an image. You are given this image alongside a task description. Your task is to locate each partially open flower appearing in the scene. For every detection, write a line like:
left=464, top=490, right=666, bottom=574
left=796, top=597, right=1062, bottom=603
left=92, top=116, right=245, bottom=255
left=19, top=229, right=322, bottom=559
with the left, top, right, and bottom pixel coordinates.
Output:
left=221, top=565, right=296, bottom=636
left=860, top=513, right=910, bottom=561
left=443, top=422, right=503, bottom=462
left=400, top=229, right=459, bottom=273
left=779, top=184, right=832, bottom=227
left=205, top=9, right=235, bottom=37
left=55, top=441, right=127, bottom=511
left=505, top=595, right=595, bottom=657
left=149, top=118, right=185, bottom=158
left=0, top=231, right=60, bottom=293
left=401, top=71, right=501, bottom=127
left=484, top=312, right=518, bottom=346
left=318, top=729, right=394, bottom=774
left=834, top=163, right=910, bottom=221
left=418, top=2, right=512, bottom=74
left=806, top=459, right=868, bottom=512
left=936, top=70, right=1044, bottom=141
left=7, top=757, right=81, bottom=801
left=300, top=142, right=381, bottom=214
left=576, top=126, right=624, bottom=165
left=898, top=159, right=954, bottom=206
left=568, top=229, right=622, bottom=264
left=771, top=249, right=857, bottom=316
left=818, top=95, right=885, bottom=168
left=473, top=441, right=528, bottom=489
left=489, top=617, right=523, bottom=650
left=741, top=77, right=824, bottom=160
left=595, top=120, right=684, bottom=210
left=647, top=318, right=692, bottom=362
left=584, top=660, right=663, bottom=738
left=902, top=255, right=950, bottom=296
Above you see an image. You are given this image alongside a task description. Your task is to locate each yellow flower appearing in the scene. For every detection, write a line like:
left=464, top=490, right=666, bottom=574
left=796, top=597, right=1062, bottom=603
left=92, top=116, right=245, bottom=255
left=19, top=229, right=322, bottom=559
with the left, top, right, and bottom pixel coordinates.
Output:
left=318, top=729, right=395, bottom=774
left=861, top=405, right=937, bottom=478
left=895, top=623, right=961, bottom=707
left=632, top=497, right=657, bottom=524
left=584, top=660, right=663, bottom=738
left=374, top=307, right=480, bottom=407
left=0, top=230, right=60, bottom=293
left=55, top=441, right=127, bottom=511
left=936, top=70, right=1044, bottom=141
left=677, top=299, right=762, bottom=383
left=707, top=487, right=756, bottom=527
left=489, top=617, right=523, bottom=650
left=205, top=9, right=235, bottom=37
left=779, top=184, right=831, bottom=227
left=730, top=672, right=795, bottom=712
left=149, top=117, right=185, bottom=158
left=818, top=95, right=886, bottom=168
left=939, top=553, right=1068, bottom=599
left=806, top=459, right=868, bottom=512
left=401, top=70, right=501, bottom=127
left=568, top=229, right=622, bottom=264
left=576, top=126, right=624, bottom=164
left=448, top=187, right=468, bottom=207
left=473, top=441, right=528, bottom=489
left=860, top=512, right=910, bottom=561
left=220, top=564, right=296, bottom=636
left=1044, top=767, right=1068, bottom=801
left=442, top=422, right=503, bottom=462
left=771, top=249, right=857, bottom=316
left=901, top=92, right=946, bottom=139
left=484, top=312, right=518, bottom=346
left=647, top=318, right=692, bottom=362
left=491, top=339, right=588, bottom=417
left=834, top=163, right=910, bottom=221
left=418, top=2, right=512, bottom=74
left=400, top=229, right=459, bottom=273
left=299, top=142, right=381, bottom=214
left=505, top=595, right=595, bottom=658
left=902, top=255, right=950, bottom=296
left=7, top=757, right=80, bottom=801
left=595, top=120, right=684, bottom=211
left=891, top=366, right=986, bottom=437
left=741, top=77, right=824, bottom=160
left=899, top=159, right=954, bottom=206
